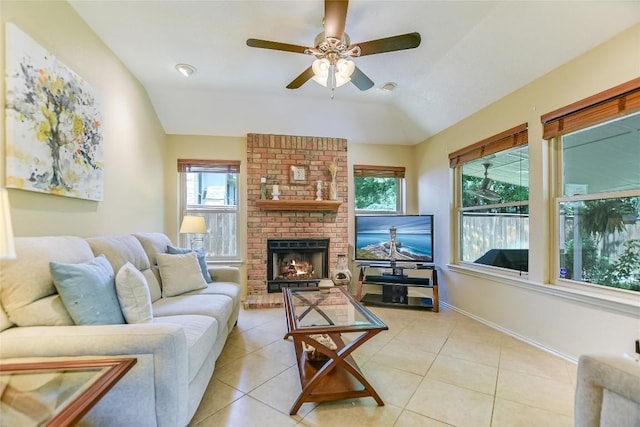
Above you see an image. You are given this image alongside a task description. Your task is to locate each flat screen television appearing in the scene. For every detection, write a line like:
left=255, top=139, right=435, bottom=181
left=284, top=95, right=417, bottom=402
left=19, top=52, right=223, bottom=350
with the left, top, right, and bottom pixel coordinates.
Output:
left=355, top=215, right=434, bottom=264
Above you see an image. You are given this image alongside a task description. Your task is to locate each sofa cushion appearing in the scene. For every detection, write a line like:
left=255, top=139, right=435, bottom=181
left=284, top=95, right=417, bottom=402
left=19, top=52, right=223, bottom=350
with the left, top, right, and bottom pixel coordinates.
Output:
left=153, top=315, right=218, bottom=383
left=192, top=282, right=241, bottom=301
left=156, top=252, right=207, bottom=297
left=152, top=294, right=233, bottom=342
left=0, top=236, right=95, bottom=326
left=133, top=233, right=174, bottom=298
left=87, top=235, right=161, bottom=303
left=50, top=255, right=125, bottom=325
left=115, top=262, right=153, bottom=324
left=166, top=245, right=212, bottom=283
left=0, top=305, right=13, bottom=332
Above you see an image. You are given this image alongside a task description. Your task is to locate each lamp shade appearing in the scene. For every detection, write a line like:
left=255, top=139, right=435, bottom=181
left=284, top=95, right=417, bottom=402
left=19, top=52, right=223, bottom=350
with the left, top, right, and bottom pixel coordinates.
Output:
left=179, top=216, right=206, bottom=234
left=0, top=188, right=16, bottom=260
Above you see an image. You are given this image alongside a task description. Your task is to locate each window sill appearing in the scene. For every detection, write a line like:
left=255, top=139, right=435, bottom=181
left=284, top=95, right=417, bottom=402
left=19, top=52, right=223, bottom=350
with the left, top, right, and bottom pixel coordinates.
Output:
left=447, top=263, right=639, bottom=318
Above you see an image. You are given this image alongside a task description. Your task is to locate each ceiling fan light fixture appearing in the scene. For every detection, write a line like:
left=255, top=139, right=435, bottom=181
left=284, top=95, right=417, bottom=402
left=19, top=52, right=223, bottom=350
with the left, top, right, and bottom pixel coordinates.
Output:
left=312, top=58, right=353, bottom=88
left=175, top=63, right=196, bottom=77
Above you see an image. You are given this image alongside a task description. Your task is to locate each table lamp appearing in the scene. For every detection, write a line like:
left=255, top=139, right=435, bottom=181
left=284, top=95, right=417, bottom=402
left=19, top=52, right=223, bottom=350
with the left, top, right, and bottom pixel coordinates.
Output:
left=179, top=216, right=207, bottom=249
left=0, top=188, right=16, bottom=260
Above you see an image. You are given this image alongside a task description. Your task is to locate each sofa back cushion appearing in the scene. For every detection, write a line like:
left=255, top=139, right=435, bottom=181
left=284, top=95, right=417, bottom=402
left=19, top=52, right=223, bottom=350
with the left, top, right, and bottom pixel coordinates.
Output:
left=133, top=233, right=174, bottom=300
left=0, top=236, right=94, bottom=326
left=87, top=235, right=161, bottom=302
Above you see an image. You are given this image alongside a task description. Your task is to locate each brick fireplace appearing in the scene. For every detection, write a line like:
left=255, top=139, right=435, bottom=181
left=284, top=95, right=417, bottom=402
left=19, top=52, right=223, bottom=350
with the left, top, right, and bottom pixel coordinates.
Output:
left=246, top=133, right=349, bottom=299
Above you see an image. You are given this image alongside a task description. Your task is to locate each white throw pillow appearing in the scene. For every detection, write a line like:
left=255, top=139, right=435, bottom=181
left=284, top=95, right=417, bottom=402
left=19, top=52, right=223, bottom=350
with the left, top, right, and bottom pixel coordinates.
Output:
left=115, top=262, right=153, bottom=324
left=156, top=252, right=207, bottom=297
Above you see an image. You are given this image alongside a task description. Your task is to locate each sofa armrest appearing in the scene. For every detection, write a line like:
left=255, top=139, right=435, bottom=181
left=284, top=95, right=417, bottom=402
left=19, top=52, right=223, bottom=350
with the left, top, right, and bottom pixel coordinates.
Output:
left=208, top=266, right=240, bottom=284
left=0, top=323, right=188, bottom=427
left=575, top=354, right=640, bottom=427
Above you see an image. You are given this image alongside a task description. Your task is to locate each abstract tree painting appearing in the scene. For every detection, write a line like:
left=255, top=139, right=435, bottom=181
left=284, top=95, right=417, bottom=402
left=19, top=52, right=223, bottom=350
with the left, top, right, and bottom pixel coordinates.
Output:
left=5, top=23, right=104, bottom=201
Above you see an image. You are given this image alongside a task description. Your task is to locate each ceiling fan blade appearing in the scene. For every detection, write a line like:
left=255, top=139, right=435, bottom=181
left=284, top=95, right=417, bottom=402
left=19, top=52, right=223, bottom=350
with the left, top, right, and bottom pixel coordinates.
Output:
left=286, top=66, right=314, bottom=89
left=324, top=0, right=348, bottom=40
left=246, top=38, right=309, bottom=55
left=351, top=32, right=421, bottom=57
left=350, top=66, right=374, bottom=91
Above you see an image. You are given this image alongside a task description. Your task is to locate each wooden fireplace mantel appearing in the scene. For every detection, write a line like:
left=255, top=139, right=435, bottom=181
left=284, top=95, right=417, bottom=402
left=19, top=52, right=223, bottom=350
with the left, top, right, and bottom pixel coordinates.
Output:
left=255, top=200, right=342, bottom=211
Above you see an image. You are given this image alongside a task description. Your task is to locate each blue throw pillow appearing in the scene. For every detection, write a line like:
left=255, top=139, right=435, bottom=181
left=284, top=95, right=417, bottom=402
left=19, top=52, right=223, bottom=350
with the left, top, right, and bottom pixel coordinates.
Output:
left=166, top=245, right=212, bottom=283
left=50, top=255, right=125, bottom=325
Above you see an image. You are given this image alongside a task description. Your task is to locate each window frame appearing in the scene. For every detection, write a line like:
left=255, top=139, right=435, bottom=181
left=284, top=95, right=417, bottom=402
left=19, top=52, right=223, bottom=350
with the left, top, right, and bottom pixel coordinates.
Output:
left=178, top=159, right=241, bottom=261
left=353, top=164, right=406, bottom=215
left=543, top=78, right=640, bottom=295
left=450, top=124, right=530, bottom=275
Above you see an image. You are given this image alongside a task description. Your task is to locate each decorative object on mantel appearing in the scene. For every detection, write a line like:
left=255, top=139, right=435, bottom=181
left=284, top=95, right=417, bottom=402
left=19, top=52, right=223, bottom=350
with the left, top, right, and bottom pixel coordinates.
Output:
left=272, top=182, right=280, bottom=200
left=260, top=177, right=267, bottom=199
left=5, top=23, right=104, bottom=201
left=318, top=278, right=334, bottom=294
left=316, top=180, right=323, bottom=201
left=290, top=165, right=308, bottom=185
left=331, top=254, right=352, bottom=286
left=328, top=161, right=338, bottom=201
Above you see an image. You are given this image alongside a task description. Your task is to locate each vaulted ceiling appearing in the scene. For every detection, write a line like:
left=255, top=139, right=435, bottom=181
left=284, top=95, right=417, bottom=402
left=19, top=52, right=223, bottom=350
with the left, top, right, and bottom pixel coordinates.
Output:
left=70, top=1, right=640, bottom=145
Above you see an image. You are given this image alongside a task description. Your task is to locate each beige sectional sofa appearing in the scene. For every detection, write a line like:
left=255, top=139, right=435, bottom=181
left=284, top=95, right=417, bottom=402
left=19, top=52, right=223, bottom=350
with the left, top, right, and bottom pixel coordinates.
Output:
left=0, top=232, right=242, bottom=426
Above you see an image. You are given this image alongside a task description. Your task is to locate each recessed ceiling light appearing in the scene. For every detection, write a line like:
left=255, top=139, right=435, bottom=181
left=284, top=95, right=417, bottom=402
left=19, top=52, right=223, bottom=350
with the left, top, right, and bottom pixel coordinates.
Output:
left=381, top=82, right=397, bottom=92
left=175, top=63, right=196, bottom=77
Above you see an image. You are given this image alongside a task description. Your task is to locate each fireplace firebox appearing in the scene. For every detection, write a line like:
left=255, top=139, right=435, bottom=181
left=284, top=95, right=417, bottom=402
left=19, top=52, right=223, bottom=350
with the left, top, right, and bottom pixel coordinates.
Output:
left=267, top=239, right=329, bottom=293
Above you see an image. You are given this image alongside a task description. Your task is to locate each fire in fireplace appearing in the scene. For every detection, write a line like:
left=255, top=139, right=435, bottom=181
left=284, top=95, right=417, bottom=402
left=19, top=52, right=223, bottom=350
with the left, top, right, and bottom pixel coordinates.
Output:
left=267, top=239, right=329, bottom=293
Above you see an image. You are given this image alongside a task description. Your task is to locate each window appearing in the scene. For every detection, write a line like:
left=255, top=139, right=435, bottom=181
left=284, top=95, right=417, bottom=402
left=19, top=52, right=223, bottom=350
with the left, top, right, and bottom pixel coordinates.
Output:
left=449, top=124, right=529, bottom=273
left=178, top=159, right=240, bottom=259
left=353, top=165, right=405, bottom=214
left=543, top=79, right=640, bottom=292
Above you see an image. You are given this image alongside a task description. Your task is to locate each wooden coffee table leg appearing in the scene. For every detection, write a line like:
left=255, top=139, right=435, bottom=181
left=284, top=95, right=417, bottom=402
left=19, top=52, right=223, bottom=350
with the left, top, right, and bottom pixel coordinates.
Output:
left=289, top=329, right=384, bottom=415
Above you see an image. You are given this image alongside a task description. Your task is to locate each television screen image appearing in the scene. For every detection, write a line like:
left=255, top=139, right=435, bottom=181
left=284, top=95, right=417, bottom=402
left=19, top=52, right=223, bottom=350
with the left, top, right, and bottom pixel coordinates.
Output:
left=355, top=215, right=433, bottom=263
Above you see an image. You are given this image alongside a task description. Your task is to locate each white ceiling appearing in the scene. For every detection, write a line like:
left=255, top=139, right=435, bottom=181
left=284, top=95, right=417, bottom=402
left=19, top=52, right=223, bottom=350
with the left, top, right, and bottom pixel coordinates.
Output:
left=69, top=0, right=640, bottom=145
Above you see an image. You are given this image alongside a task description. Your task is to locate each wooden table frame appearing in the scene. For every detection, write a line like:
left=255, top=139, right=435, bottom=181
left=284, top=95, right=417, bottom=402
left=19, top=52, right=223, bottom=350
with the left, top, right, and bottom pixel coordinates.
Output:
left=283, top=287, right=388, bottom=415
left=0, top=357, right=136, bottom=426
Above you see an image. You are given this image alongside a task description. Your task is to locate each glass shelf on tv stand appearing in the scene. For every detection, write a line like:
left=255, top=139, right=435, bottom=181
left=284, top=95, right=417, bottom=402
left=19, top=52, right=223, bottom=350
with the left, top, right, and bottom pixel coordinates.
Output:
left=356, top=263, right=439, bottom=312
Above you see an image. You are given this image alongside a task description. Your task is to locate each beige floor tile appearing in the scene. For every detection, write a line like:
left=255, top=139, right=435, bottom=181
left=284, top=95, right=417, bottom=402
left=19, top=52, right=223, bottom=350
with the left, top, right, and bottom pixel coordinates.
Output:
left=440, top=336, right=501, bottom=367
left=391, top=329, right=449, bottom=354
left=491, top=397, right=574, bottom=427
left=224, top=322, right=284, bottom=353
left=367, top=338, right=437, bottom=376
left=213, top=352, right=290, bottom=393
left=192, top=395, right=297, bottom=427
left=191, top=304, right=577, bottom=426
left=299, top=398, right=402, bottom=427
left=394, top=410, right=453, bottom=427
left=361, top=360, right=424, bottom=408
left=248, top=366, right=317, bottom=418
left=212, top=342, right=249, bottom=370
left=427, top=354, right=498, bottom=395
left=500, top=345, right=572, bottom=382
left=252, top=336, right=298, bottom=367
left=189, top=378, right=244, bottom=425
left=406, top=378, right=493, bottom=427
left=496, top=369, right=575, bottom=417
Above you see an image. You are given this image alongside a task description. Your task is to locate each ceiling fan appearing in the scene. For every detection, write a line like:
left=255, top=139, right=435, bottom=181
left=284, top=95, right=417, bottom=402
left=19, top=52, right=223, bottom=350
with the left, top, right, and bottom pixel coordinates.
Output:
left=469, top=163, right=502, bottom=202
left=246, top=0, right=421, bottom=95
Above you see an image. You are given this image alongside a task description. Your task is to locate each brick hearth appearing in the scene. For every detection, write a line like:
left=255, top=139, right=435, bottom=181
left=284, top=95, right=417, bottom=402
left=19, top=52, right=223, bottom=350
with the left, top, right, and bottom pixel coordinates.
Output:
left=246, top=133, right=349, bottom=299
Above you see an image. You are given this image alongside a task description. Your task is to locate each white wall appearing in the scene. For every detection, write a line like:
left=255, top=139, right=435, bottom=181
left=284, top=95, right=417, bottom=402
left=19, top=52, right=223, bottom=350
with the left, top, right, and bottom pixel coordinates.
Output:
left=415, top=24, right=640, bottom=360
left=1, top=1, right=166, bottom=237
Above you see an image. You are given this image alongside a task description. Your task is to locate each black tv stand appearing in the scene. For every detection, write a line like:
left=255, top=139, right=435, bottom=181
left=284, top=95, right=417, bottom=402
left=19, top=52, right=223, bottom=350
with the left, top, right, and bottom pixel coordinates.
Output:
left=356, top=264, right=439, bottom=311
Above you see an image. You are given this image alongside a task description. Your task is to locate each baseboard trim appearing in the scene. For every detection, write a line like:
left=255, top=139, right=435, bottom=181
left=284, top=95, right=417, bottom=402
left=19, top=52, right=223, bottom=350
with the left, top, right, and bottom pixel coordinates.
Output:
left=440, top=301, right=578, bottom=364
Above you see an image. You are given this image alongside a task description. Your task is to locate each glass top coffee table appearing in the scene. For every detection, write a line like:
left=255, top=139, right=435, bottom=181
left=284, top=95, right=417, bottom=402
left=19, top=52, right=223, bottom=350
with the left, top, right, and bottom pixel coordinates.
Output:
left=0, top=357, right=136, bottom=426
left=283, top=286, right=388, bottom=415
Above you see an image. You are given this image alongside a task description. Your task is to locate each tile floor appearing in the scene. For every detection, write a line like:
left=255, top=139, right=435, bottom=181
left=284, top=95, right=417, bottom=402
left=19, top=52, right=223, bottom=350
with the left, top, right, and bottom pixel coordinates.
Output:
left=189, top=305, right=576, bottom=427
